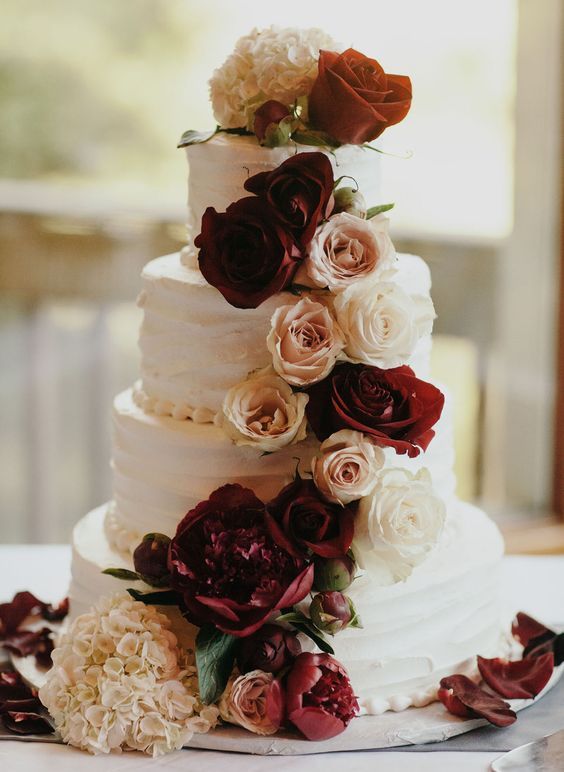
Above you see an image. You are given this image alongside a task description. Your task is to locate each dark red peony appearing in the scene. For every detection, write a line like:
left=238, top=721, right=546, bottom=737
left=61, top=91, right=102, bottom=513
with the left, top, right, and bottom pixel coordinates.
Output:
left=305, top=362, right=444, bottom=457
left=285, top=652, right=359, bottom=740
left=195, top=197, right=301, bottom=309
left=168, top=484, right=314, bottom=637
left=253, top=100, right=291, bottom=144
left=266, top=476, right=355, bottom=559
left=244, top=152, right=335, bottom=247
left=236, top=623, right=301, bottom=675
left=308, top=49, right=412, bottom=145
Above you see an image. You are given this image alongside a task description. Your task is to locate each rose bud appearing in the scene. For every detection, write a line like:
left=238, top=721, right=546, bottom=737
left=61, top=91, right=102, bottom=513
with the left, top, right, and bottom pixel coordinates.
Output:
left=309, top=591, right=361, bottom=635
left=133, top=533, right=171, bottom=587
left=313, top=554, right=356, bottom=592
left=253, top=100, right=292, bottom=147
left=236, top=623, right=301, bottom=675
left=333, top=186, right=367, bottom=219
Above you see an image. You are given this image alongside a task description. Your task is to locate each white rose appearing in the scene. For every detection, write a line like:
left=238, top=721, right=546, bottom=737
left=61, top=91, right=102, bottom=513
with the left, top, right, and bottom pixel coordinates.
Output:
left=312, top=430, right=385, bottom=505
left=267, top=297, right=345, bottom=386
left=302, top=213, right=396, bottom=292
left=222, top=369, right=308, bottom=452
left=334, top=281, right=435, bottom=368
left=354, top=468, right=446, bottom=585
left=219, top=670, right=279, bottom=736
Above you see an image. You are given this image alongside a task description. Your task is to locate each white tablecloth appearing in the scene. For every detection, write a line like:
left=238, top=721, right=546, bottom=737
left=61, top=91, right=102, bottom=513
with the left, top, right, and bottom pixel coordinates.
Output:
left=1, top=546, right=563, bottom=771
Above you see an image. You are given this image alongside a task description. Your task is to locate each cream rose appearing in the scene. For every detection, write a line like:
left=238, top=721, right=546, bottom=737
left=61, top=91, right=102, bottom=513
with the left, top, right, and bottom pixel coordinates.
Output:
left=312, top=430, right=385, bottom=505
left=219, top=670, right=278, bottom=736
left=222, top=369, right=308, bottom=452
left=267, top=297, right=345, bottom=387
left=302, top=213, right=396, bottom=292
left=334, top=281, right=435, bottom=368
left=354, top=468, right=446, bottom=585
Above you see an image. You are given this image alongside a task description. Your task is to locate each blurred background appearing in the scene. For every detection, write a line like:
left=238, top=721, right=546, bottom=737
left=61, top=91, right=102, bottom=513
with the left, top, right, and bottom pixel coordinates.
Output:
left=1, top=0, right=562, bottom=545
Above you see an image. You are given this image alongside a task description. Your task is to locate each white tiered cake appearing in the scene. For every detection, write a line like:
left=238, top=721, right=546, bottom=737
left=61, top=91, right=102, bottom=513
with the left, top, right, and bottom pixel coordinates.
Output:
left=40, top=26, right=513, bottom=757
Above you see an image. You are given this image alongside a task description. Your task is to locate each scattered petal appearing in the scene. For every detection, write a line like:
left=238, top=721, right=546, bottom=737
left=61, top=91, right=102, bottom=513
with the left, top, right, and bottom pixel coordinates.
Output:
left=511, top=612, right=552, bottom=647
left=3, top=627, right=54, bottom=668
left=477, top=653, right=554, bottom=699
left=438, top=675, right=517, bottom=727
left=2, top=711, right=54, bottom=735
left=0, top=592, right=68, bottom=636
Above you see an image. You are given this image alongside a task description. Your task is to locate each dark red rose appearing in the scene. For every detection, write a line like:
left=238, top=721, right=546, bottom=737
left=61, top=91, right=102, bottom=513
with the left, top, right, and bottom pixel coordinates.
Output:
left=438, top=674, right=517, bottom=727
left=308, top=49, right=412, bottom=145
left=236, top=623, right=301, bottom=675
left=285, top=652, right=359, bottom=740
left=168, top=484, right=314, bottom=637
left=477, top=653, right=554, bottom=699
left=244, top=152, right=334, bottom=247
left=133, top=533, right=171, bottom=587
left=305, top=362, right=444, bottom=457
left=266, top=477, right=355, bottom=559
left=253, top=100, right=291, bottom=143
left=195, top=197, right=301, bottom=309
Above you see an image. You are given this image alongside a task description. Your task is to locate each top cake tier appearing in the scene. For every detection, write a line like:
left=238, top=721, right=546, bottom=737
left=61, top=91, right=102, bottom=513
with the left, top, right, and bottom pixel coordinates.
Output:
left=183, top=133, right=382, bottom=256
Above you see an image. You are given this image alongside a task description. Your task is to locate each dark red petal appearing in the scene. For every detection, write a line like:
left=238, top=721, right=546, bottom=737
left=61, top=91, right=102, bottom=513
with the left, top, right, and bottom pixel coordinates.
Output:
left=3, top=627, right=54, bottom=669
left=438, top=675, right=517, bottom=727
left=2, top=711, right=54, bottom=735
left=477, top=653, right=554, bottom=699
left=512, top=612, right=553, bottom=646
left=288, top=706, right=346, bottom=741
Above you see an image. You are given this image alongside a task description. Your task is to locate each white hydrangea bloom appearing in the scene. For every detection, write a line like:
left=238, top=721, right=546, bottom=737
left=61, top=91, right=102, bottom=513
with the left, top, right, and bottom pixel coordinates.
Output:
left=39, top=593, right=219, bottom=757
left=209, top=26, right=340, bottom=129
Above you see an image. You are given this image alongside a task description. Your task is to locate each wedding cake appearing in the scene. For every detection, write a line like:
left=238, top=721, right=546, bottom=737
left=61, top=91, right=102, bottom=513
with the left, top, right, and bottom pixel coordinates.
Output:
left=40, top=27, right=507, bottom=754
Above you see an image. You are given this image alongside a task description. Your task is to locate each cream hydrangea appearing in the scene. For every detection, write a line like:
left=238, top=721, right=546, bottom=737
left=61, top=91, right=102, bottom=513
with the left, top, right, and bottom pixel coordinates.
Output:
left=39, top=593, right=219, bottom=757
left=209, top=26, right=340, bottom=129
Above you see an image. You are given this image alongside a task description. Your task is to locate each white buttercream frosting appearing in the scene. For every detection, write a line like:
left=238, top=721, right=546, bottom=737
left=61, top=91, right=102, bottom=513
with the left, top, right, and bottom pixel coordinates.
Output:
left=137, top=251, right=433, bottom=420
left=69, top=501, right=505, bottom=715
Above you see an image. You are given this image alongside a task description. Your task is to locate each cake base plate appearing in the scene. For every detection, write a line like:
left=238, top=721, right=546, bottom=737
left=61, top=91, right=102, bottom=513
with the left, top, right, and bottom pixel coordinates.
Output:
left=16, top=653, right=562, bottom=756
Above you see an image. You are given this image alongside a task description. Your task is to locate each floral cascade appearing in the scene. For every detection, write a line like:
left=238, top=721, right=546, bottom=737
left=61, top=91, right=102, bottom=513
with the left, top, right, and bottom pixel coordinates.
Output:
left=38, top=27, right=469, bottom=755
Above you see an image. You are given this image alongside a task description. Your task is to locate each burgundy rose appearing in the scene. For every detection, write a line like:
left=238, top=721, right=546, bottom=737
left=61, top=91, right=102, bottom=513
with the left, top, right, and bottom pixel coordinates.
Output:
left=266, top=476, right=355, bottom=559
left=305, top=362, right=444, bottom=457
left=285, top=652, right=359, bottom=740
left=253, top=100, right=291, bottom=144
left=168, top=484, right=314, bottom=637
left=236, top=624, right=301, bottom=675
left=244, top=152, right=335, bottom=247
left=308, top=49, right=412, bottom=145
left=195, top=197, right=301, bottom=309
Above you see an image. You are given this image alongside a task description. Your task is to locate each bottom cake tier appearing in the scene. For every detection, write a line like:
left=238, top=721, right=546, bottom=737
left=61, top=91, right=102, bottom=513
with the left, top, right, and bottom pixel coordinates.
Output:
left=69, top=499, right=506, bottom=716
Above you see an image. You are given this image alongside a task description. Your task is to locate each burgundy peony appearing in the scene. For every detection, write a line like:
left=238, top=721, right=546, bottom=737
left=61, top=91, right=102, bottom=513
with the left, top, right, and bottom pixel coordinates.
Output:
left=438, top=674, right=517, bottom=727
left=253, top=100, right=291, bottom=144
left=266, top=476, right=355, bottom=559
left=308, top=49, right=412, bottom=145
left=236, top=623, right=301, bottom=675
left=168, top=484, right=314, bottom=637
left=285, top=652, right=359, bottom=740
left=195, top=197, right=301, bottom=309
left=477, top=653, right=554, bottom=699
left=309, top=591, right=357, bottom=636
left=133, top=533, right=171, bottom=587
left=244, top=152, right=335, bottom=247
left=305, top=362, right=444, bottom=457
left=313, top=554, right=356, bottom=592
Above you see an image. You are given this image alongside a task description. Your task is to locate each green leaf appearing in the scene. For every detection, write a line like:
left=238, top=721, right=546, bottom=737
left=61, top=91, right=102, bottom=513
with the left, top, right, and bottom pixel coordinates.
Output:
left=366, top=203, right=395, bottom=219
left=195, top=625, right=238, bottom=705
left=126, top=588, right=179, bottom=605
left=292, top=130, right=340, bottom=148
left=275, top=611, right=306, bottom=624
left=177, top=128, right=218, bottom=148
left=102, top=568, right=142, bottom=582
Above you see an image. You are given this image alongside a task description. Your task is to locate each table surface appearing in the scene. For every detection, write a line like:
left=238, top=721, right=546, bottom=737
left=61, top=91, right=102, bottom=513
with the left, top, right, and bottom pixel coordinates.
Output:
left=1, top=546, right=563, bottom=772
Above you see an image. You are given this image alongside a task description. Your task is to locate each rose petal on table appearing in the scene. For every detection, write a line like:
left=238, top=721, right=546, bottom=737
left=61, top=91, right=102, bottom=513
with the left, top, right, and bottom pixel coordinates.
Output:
left=438, top=675, right=517, bottom=727
left=477, top=653, right=554, bottom=699
left=524, top=631, right=564, bottom=666
left=3, top=627, right=54, bottom=668
left=0, top=592, right=68, bottom=636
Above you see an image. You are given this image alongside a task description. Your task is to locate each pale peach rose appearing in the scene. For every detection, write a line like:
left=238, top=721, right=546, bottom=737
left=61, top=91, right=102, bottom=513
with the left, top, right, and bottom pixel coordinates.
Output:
left=312, top=429, right=385, bottom=505
left=334, top=281, right=435, bottom=368
left=222, top=369, right=308, bottom=452
left=219, top=670, right=279, bottom=736
left=267, top=297, right=345, bottom=386
left=302, top=213, right=396, bottom=292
